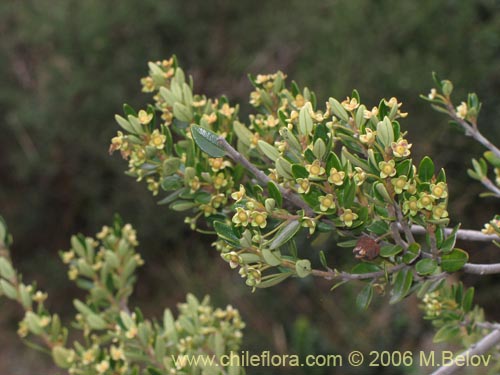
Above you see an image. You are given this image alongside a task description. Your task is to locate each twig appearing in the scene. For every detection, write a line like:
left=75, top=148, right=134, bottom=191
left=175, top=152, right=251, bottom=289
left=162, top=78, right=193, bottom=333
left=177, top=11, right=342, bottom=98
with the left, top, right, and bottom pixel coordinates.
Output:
left=407, top=225, right=498, bottom=242
left=431, top=328, right=500, bottom=375
left=481, top=177, right=500, bottom=198
left=217, top=137, right=315, bottom=216
left=446, top=103, right=500, bottom=159
left=306, top=263, right=407, bottom=281
left=462, top=263, right=500, bottom=275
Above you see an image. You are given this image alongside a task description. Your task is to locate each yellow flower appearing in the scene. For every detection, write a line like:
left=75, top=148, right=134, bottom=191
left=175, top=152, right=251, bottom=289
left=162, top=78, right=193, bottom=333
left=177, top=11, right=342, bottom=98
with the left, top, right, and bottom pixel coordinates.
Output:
left=391, top=138, right=412, bottom=157
left=126, top=325, right=138, bottom=339
left=82, top=349, right=96, bottom=365
left=96, top=360, right=110, bottom=374
left=403, top=196, right=419, bottom=216
left=251, top=211, right=268, bottom=229
left=430, top=182, right=448, bottom=199
left=432, top=203, right=449, bottom=220
left=296, top=178, right=311, bottom=194
left=223, top=252, right=242, bottom=269
left=359, top=128, right=377, bottom=144
left=213, top=173, right=228, bottom=189
left=110, top=131, right=125, bottom=151
left=306, top=160, right=326, bottom=178
left=189, top=176, right=201, bottom=193
left=301, top=217, right=316, bottom=235
left=202, top=112, right=218, bottom=124
left=250, top=91, right=261, bottom=106
left=140, top=76, right=155, bottom=92
left=265, top=115, right=279, bottom=128
left=231, top=185, right=246, bottom=202
left=209, top=157, right=231, bottom=172
left=33, top=291, right=48, bottom=303
left=318, top=194, right=335, bottom=212
left=391, top=176, right=409, bottom=194
left=378, top=160, right=396, bottom=178
left=110, top=346, right=125, bottom=361
left=417, top=193, right=435, bottom=210
left=232, top=208, right=250, bottom=227
left=61, top=251, right=75, bottom=264
left=149, top=130, right=166, bottom=150
left=68, top=266, right=78, bottom=280
left=200, top=204, right=216, bottom=217
left=363, top=106, right=379, bottom=119
left=219, top=103, right=235, bottom=118
left=293, top=94, right=305, bottom=108
left=456, top=102, right=468, bottom=119
left=340, top=209, right=358, bottom=227
left=353, top=167, right=367, bottom=186
left=341, top=97, right=359, bottom=111
left=138, top=110, right=153, bottom=125
left=328, top=168, right=345, bottom=186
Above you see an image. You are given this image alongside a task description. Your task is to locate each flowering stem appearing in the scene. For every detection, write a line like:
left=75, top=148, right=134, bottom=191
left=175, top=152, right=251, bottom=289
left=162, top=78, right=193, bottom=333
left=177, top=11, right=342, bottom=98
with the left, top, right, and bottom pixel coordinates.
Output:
left=217, top=137, right=315, bottom=216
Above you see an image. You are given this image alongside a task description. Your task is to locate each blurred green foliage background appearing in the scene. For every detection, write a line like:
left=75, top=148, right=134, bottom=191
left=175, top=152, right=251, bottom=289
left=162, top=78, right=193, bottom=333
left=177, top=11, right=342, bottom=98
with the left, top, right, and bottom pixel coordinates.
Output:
left=1, top=0, right=500, bottom=374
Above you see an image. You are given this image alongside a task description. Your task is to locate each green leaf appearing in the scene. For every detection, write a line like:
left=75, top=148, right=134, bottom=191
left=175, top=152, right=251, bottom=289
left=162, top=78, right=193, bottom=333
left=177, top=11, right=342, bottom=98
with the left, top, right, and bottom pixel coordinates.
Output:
left=418, top=156, right=435, bottom=182
left=269, top=221, right=301, bottom=250
left=484, top=151, right=500, bottom=168
left=441, top=225, right=460, bottom=253
left=169, top=201, right=197, bottom=212
left=157, top=189, right=186, bottom=205
left=298, top=103, right=314, bottom=135
left=115, top=114, right=136, bottom=134
left=160, top=175, right=183, bottom=191
left=256, top=272, right=292, bottom=288
left=462, top=287, right=474, bottom=312
left=390, top=268, right=413, bottom=304
left=214, top=222, right=241, bottom=247
left=257, top=140, right=280, bottom=161
left=275, top=158, right=294, bottom=179
left=379, top=244, right=403, bottom=258
left=433, top=323, right=460, bottom=343
left=312, top=138, right=327, bottom=160
left=191, top=125, right=225, bottom=157
left=261, top=248, right=282, bottom=267
left=415, top=258, right=438, bottom=275
left=402, top=242, right=421, bottom=264
left=441, top=248, right=469, bottom=272
left=329, top=98, right=349, bottom=122
left=291, top=164, right=308, bottom=179
left=351, top=262, right=381, bottom=274
left=267, top=181, right=283, bottom=207
left=319, top=250, right=328, bottom=269
left=356, top=284, right=373, bottom=310
left=376, top=116, right=394, bottom=147
left=295, top=259, right=311, bottom=278
left=233, top=121, right=254, bottom=147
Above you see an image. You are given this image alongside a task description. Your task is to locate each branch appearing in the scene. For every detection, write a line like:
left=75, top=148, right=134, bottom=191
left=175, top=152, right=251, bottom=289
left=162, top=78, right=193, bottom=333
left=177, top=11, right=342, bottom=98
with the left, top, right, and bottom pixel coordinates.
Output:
left=407, top=225, right=498, bottom=242
left=481, top=177, right=500, bottom=198
left=217, top=137, right=315, bottom=216
left=446, top=103, right=500, bottom=159
left=462, top=263, right=500, bottom=275
left=308, top=263, right=407, bottom=281
left=431, top=328, right=500, bottom=375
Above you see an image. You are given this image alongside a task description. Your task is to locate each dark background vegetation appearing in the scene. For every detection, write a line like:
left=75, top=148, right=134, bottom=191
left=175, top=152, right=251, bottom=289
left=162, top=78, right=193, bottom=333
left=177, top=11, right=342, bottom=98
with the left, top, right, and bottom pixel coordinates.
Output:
left=1, top=0, right=500, bottom=374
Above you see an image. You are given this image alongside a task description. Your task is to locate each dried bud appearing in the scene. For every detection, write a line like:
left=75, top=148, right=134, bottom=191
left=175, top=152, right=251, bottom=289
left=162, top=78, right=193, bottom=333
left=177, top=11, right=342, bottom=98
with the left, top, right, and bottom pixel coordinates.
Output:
left=353, top=236, right=380, bottom=260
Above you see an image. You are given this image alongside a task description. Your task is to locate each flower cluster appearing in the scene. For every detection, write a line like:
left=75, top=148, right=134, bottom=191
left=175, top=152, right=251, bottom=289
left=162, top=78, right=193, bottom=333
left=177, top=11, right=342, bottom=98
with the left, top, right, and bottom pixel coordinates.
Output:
left=0, top=217, right=245, bottom=375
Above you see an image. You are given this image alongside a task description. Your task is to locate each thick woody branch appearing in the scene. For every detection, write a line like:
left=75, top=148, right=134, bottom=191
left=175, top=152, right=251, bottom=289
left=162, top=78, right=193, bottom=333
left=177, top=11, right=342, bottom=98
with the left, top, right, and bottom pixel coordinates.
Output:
left=431, top=328, right=500, bottom=375
left=462, top=263, right=500, bottom=275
